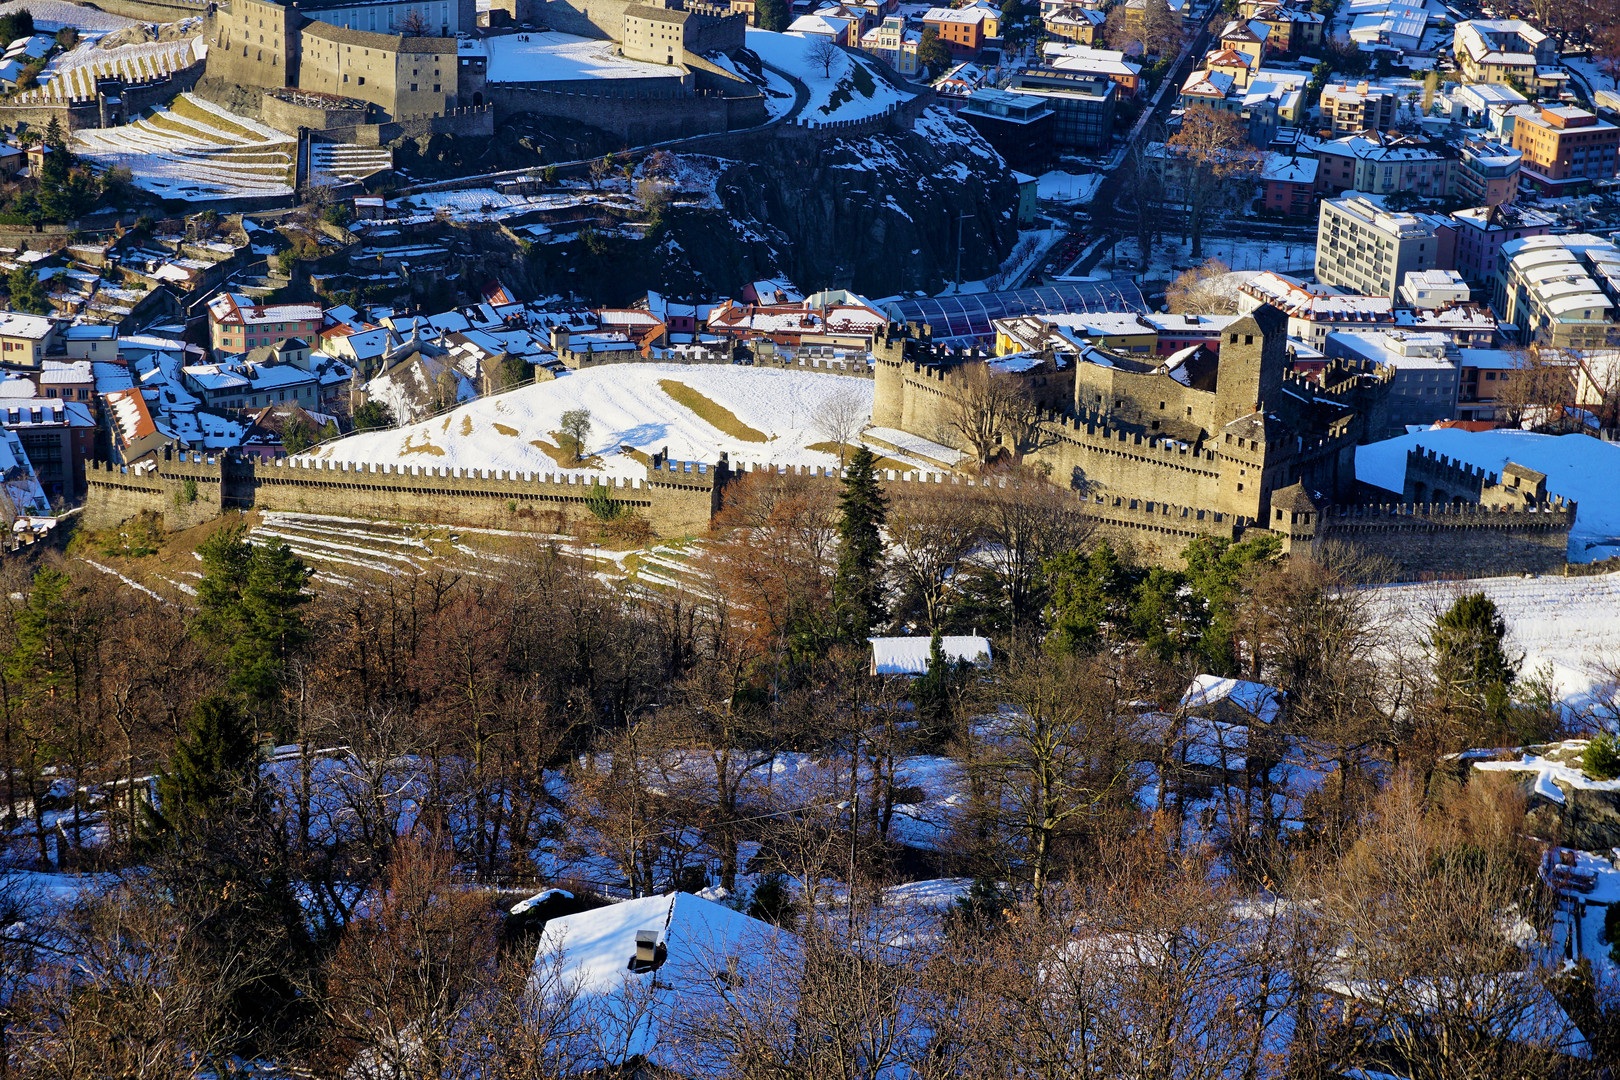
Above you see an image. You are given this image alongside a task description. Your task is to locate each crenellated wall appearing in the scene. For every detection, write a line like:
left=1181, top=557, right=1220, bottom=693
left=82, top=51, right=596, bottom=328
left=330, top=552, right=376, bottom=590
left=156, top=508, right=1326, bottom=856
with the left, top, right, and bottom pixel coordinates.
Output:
left=1316, top=499, right=1574, bottom=577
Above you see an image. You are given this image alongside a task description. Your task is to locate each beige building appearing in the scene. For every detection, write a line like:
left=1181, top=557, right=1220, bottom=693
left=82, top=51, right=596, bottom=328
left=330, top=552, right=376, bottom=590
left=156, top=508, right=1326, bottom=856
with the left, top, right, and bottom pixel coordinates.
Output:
left=1319, top=81, right=1396, bottom=134
left=297, top=23, right=460, bottom=119
left=1495, top=234, right=1619, bottom=349
left=0, top=312, right=58, bottom=369
left=1316, top=195, right=1452, bottom=300
left=1453, top=19, right=1563, bottom=93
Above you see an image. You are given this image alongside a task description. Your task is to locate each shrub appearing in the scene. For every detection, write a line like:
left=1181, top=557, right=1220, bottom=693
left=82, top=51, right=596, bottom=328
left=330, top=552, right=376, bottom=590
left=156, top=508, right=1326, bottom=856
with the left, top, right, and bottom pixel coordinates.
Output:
left=1584, top=734, right=1620, bottom=780
left=585, top=479, right=621, bottom=522
left=746, top=872, right=797, bottom=929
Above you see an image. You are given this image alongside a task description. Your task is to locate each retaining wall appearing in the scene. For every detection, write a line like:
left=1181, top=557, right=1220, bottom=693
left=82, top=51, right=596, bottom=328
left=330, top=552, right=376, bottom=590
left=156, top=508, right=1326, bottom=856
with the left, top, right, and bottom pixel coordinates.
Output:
left=1317, top=501, right=1573, bottom=578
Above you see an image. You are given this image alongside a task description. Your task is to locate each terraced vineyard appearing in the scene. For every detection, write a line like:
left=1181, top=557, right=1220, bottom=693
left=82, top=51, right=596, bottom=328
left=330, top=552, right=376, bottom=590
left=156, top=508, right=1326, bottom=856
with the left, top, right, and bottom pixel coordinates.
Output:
left=19, top=37, right=201, bottom=104
left=73, top=92, right=295, bottom=199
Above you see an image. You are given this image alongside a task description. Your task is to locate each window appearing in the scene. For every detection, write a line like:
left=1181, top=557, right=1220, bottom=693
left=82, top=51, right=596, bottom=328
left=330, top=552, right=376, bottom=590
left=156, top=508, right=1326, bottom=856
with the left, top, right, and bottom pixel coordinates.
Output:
left=358, top=76, right=366, bottom=85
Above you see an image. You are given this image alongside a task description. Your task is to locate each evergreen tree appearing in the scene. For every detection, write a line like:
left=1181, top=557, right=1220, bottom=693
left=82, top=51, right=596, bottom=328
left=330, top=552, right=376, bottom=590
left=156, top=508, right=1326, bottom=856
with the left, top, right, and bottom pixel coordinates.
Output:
left=834, top=446, right=887, bottom=639
left=280, top=412, right=315, bottom=454
left=148, top=694, right=257, bottom=836
left=194, top=525, right=310, bottom=709
left=352, top=399, right=395, bottom=431
left=1431, top=592, right=1517, bottom=718
left=755, top=0, right=789, bottom=31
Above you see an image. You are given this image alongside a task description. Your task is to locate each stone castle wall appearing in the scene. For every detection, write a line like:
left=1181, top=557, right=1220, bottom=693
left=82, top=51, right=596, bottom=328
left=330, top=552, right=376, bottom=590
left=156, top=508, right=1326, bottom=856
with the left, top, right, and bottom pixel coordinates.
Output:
left=1316, top=500, right=1573, bottom=577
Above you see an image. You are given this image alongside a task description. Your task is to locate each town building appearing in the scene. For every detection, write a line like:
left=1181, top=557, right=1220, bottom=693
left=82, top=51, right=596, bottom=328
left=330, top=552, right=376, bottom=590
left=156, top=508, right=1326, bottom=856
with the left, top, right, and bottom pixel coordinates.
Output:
left=208, top=294, right=324, bottom=358
left=1398, top=269, right=1470, bottom=310
left=1260, top=152, right=1317, bottom=217
left=1313, top=133, right=1455, bottom=199
left=1347, top=1, right=1425, bottom=51
left=1453, top=20, right=1562, bottom=91
left=860, top=17, right=921, bottom=75
left=1454, top=139, right=1521, bottom=207
left=1315, top=196, right=1455, bottom=301
left=1509, top=105, right=1620, bottom=196
left=1041, top=43, right=1142, bottom=97
left=0, top=311, right=57, bottom=369
left=1005, top=68, right=1116, bottom=149
left=1449, top=203, right=1556, bottom=297
left=0, top=384, right=95, bottom=500
left=1237, top=271, right=1397, bottom=346
left=1495, top=234, right=1620, bottom=349
left=1319, top=81, right=1397, bottom=134
left=1043, top=4, right=1105, bottom=43
left=1248, top=4, right=1323, bottom=52
left=1216, top=18, right=1271, bottom=67
left=921, top=6, right=994, bottom=57
left=1323, top=329, right=1459, bottom=435
left=1456, top=347, right=1519, bottom=422
left=959, top=89, right=1055, bottom=174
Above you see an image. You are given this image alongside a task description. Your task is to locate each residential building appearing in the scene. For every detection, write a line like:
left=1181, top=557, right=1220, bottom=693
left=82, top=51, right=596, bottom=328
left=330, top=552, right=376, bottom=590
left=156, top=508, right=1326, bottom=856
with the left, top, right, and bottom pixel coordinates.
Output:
left=1324, top=329, right=1459, bottom=434
left=1319, top=81, right=1397, bottom=134
left=1042, top=43, right=1142, bottom=96
left=1509, top=105, right=1620, bottom=196
left=1453, top=139, right=1521, bottom=206
left=1313, top=133, right=1455, bottom=198
left=1217, top=18, right=1270, bottom=67
left=1348, top=2, right=1425, bottom=51
left=1316, top=196, right=1454, bottom=300
left=1005, top=68, right=1116, bottom=149
left=786, top=12, right=849, bottom=41
left=1238, top=271, right=1397, bottom=345
left=1449, top=203, right=1556, bottom=296
left=932, top=61, right=989, bottom=109
left=1249, top=4, right=1323, bottom=52
left=1260, top=152, right=1317, bottom=217
left=1457, top=347, right=1519, bottom=421
left=208, top=294, right=324, bottom=358
left=0, top=311, right=58, bottom=369
left=1398, top=268, right=1469, bottom=309
left=921, top=6, right=992, bottom=57
left=1453, top=19, right=1566, bottom=95
left=1392, top=304, right=1499, bottom=347
left=1449, top=81, right=1528, bottom=137
left=1496, top=233, right=1619, bottom=349
left=1044, top=5, right=1104, bottom=43
left=37, top=359, right=93, bottom=404
left=60, top=324, right=117, bottom=360
left=0, top=389, right=95, bottom=500
left=959, top=88, right=1056, bottom=173
left=860, top=16, right=921, bottom=75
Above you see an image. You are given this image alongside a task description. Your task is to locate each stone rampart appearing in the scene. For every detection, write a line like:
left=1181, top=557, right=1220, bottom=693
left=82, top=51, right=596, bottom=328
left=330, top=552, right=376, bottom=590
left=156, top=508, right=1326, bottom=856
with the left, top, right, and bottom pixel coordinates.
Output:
left=1317, top=500, right=1574, bottom=577
left=488, top=84, right=741, bottom=144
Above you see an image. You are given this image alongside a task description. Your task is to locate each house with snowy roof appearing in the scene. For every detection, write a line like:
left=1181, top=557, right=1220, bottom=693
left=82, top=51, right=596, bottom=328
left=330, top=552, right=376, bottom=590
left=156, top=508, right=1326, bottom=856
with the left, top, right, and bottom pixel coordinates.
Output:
left=207, top=293, right=323, bottom=359
left=532, top=891, right=793, bottom=1075
left=869, top=634, right=992, bottom=676
left=1216, top=18, right=1271, bottom=67
left=1260, top=152, right=1318, bottom=217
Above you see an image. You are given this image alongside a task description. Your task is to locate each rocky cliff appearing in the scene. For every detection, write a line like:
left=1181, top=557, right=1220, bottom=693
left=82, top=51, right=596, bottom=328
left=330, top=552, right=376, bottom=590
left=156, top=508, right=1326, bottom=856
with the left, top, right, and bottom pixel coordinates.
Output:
left=522, top=106, right=1020, bottom=303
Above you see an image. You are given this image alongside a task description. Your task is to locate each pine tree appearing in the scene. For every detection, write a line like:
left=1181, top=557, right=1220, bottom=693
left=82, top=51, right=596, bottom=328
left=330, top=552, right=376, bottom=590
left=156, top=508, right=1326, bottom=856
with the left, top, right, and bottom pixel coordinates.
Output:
left=1431, top=592, right=1517, bottom=718
left=755, top=0, right=789, bottom=31
left=193, top=526, right=309, bottom=708
left=148, top=694, right=257, bottom=835
left=834, top=446, right=887, bottom=640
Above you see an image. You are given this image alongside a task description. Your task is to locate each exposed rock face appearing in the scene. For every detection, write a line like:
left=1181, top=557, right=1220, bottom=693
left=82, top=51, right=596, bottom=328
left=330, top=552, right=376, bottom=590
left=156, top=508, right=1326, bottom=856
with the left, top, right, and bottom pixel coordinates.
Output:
left=703, top=107, right=1020, bottom=298
left=1468, top=740, right=1620, bottom=851
left=525, top=107, right=1020, bottom=303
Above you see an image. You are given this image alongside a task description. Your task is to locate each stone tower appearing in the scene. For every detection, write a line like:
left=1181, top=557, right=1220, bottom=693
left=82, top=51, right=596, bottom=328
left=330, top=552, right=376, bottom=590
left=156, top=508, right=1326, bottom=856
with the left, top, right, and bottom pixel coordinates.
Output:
left=1212, top=304, right=1288, bottom=432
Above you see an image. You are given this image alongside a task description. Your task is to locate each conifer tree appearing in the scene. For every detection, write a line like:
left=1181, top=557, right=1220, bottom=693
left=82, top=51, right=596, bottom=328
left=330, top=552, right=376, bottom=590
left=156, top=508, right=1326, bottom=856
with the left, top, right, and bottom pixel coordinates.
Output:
left=1431, top=592, right=1517, bottom=717
left=834, top=446, right=887, bottom=640
left=149, top=694, right=257, bottom=836
left=194, top=524, right=309, bottom=709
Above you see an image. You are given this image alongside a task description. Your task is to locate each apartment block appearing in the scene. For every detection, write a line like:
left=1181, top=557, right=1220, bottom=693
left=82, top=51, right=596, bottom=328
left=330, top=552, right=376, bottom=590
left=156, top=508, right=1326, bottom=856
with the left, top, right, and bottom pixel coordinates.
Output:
left=1509, top=105, right=1620, bottom=196
left=1315, top=196, right=1454, bottom=300
left=1319, top=81, right=1396, bottom=134
left=1496, top=234, right=1619, bottom=349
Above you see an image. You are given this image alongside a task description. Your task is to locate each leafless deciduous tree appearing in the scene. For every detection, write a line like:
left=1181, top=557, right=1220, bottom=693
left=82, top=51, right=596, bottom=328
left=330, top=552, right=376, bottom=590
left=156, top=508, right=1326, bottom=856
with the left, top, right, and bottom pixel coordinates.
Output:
left=885, top=489, right=981, bottom=632
left=1166, top=257, right=1241, bottom=314
left=950, top=362, right=1040, bottom=466
left=1165, top=105, right=1263, bottom=260
left=807, top=35, right=841, bottom=78
left=810, top=386, right=868, bottom=466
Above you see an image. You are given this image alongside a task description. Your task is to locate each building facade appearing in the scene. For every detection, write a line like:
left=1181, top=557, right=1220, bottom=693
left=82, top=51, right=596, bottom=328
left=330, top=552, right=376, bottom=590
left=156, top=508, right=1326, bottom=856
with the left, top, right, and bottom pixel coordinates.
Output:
left=1510, top=105, right=1620, bottom=195
left=1315, top=196, right=1453, bottom=301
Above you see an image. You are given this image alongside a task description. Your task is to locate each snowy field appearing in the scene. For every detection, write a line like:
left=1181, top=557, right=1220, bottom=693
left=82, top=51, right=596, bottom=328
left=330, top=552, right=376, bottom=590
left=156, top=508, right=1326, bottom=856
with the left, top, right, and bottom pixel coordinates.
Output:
left=304, top=363, right=905, bottom=478
left=744, top=28, right=912, bottom=124
left=19, top=35, right=201, bottom=104
left=1037, top=170, right=1103, bottom=205
left=1370, top=571, right=1620, bottom=710
left=484, top=32, right=674, bottom=82
left=73, top=93, right=293, bottom=199
left=1356, top=428, right=1620, bottom=562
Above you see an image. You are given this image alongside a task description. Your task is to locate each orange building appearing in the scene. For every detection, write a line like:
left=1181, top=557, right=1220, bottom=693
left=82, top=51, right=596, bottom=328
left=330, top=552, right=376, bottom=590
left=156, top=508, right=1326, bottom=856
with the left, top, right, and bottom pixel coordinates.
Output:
left=922, top=5, right=991, bottom=56
left=1510, top=105, right=1620, bottom=195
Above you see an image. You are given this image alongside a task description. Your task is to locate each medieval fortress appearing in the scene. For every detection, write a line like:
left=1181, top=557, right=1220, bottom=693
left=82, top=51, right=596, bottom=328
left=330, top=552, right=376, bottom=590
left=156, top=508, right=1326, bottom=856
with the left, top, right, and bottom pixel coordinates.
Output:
left=84, top=307, right=1577, bottom=579
left=28, top=0, right=764, bottom=143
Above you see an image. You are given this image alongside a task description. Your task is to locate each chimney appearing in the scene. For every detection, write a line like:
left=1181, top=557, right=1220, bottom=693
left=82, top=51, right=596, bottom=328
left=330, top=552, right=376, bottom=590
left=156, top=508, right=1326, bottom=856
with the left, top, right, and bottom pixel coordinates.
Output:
left=635, top=930, right=659, bottom=965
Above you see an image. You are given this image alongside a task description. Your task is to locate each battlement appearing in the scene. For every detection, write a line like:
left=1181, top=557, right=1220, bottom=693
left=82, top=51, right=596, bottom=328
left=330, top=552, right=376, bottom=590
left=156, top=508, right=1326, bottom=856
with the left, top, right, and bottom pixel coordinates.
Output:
left=1323, top=499, right=1576, bottom=524
left=1406, top=446, right=1495, bottom=489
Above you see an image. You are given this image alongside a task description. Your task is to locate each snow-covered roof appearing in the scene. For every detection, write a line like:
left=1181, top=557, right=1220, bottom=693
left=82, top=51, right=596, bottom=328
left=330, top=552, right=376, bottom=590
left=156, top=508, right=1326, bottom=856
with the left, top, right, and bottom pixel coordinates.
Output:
left=535, top=892, right=790, bottom=1067
left=0, top=311, right=53, bottom=339
left=1180, top=674, right=1285, bottom=724
left=870, top=634, right=992, bottom=676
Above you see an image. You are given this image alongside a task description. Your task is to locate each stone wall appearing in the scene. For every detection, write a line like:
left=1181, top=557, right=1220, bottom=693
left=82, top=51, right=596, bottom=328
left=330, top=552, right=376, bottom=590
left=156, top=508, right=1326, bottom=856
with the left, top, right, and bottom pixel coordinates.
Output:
left=1315, top=501, right=1573, bottom=577
left=487, top=83, right=744, bottom=143
left=0, top=61, right=204, bottom=132
left=262, top=91, right=371, bottom=135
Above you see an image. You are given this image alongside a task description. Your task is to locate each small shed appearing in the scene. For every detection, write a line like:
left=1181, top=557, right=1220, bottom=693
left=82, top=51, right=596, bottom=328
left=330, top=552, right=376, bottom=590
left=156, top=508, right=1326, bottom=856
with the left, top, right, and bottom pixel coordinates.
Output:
left=869, top=634, right=992, bottom=677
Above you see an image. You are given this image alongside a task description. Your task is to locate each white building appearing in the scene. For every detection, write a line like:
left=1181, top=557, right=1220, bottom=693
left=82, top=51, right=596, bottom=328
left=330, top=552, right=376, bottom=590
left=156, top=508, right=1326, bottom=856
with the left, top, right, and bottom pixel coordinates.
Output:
left=1324, top=329, right=1460, bottom=434
left=1399, top=269, right=1470, bottom=309
left=1316, top=195, right=1451, bottom=301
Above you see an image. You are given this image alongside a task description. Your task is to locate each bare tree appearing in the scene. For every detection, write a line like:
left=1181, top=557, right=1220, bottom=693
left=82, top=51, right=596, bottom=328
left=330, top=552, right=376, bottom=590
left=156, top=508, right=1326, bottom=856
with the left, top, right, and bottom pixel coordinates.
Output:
left=810, top=387, right=868, bottom=466
left=807, top=35, right=841, bottom=79
left=949, top=362, right=1040, bottom=466
left=1166, top=105, right=1263, bottom=259
left=398, top=8, right=431, bottom=34
left=1494, top=346, right=1576, bottom=430
left=885, top=489, right=981, bottom=632
left=1165, top=257, right=1240, bottom=314
left=560, top=408, right=592, bottom=463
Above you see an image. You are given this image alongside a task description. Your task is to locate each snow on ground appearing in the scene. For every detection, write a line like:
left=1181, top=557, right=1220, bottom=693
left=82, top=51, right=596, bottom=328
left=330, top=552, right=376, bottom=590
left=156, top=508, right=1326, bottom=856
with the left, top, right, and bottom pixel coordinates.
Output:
left=0, top=0, right=137, bottom=31
left=1367, top=572, right=1620, bottom=710
left=1103, top=234, right=1319, bottom=279
left=73, top=92, right=293, bottom=199
left=744, top=28, right=912, bottom=123
left=484, top=31, right=674, bottom=82
left=1355, top=428, right=1620, bottom=562
left=1037, top=170, right=1103, bottom=205
left=305, top=363, right=901, bottom=479
left=716, top=48, right=796, bottom=121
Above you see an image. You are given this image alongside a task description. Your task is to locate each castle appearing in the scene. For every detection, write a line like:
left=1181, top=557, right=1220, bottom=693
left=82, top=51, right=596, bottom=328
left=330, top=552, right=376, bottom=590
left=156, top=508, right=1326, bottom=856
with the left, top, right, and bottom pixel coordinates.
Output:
left=79, top=307, right=1576, bottom=580
left=870, top=305, right=1575, bottom=575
